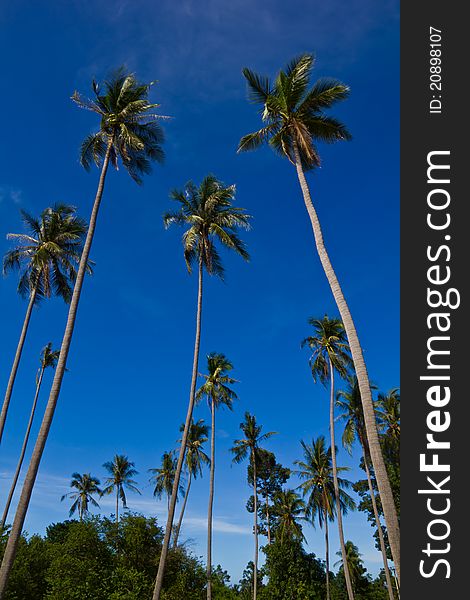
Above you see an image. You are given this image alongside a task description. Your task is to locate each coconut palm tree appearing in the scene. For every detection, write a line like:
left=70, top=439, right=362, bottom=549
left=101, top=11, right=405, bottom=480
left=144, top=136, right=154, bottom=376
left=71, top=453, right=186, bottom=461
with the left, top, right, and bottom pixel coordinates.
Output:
left=231, top=413, right=276, bottom=600
left=0, top=69, right=165, bottom=593
left=376, top=389, right=400, bottom=452
left=60, top=472, right=102, bottom=521
left=337, top=376, right=395, bottom=600
left=1, top=205, right=88, bottom=444
left=295, top=436, right=355, bottom=600
left=334, top=541, right=368, bottom=595
left=237, top=54, right=400, bottom=580
left=196, top=353, right=238, bottom=599
left=149, top=451, right=183, bottom=513
left=271, top=489, right=305, bottom=544
left=153, top=176, right=250, bottom=599
left=0, top=343, right=60, bottom=532
left=102, top=455, right=141, bottom=525
left=302, top=316, right=355, bottom=599
left=173, top=419, right=210, bottom=548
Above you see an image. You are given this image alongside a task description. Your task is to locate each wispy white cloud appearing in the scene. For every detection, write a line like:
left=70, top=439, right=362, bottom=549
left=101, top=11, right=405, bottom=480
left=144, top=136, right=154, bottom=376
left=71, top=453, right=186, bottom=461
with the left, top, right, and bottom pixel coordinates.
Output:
left=184, top=515, right=250, bottom=535
left=0, top=185, right=22, bottom=205
left=0, top=470, right=249, bottom=535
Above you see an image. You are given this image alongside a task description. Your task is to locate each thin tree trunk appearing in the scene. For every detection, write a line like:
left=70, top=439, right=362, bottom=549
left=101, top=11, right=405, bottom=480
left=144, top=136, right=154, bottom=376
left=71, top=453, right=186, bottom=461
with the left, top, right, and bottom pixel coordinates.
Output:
left=153, top=256, right=204, bottom=600
left=361, top=442, right=395, bottom=600
left=253, top=450, right=258, bottom=600
left=0, top=366, right=44, bottom=532
left=265, top=497, right=271, bottom=544
left=173, top=472, right=192, bottom=548
left=206, top=398, right=216, bottom=600
left=0, top=140, right=114, bottom=597
left=329, top=361, right=354, bottom=600
left=0, top=286, right=38, bottom=445
left=116, top=489, right=119, bottom=525
left=324, top=504, right=330, bottom=600
left=293, top=143, right=400, bottom=582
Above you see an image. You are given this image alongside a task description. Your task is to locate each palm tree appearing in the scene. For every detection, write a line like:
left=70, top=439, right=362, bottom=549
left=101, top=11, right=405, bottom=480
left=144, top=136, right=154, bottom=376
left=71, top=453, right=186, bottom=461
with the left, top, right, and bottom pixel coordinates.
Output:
left=149, top=451, right=182, bottom=513
left=173, top=419, right=210, bottom=548
left=295, top=436, right=355, bottom=600
left=337, top=376, right=395, bottom=600
left=271, top=489, right=305, bottom=544
left=1, top=205, right=88, bottom=444
left=231, top=413, right=276, bottom=600
left=0, top=343, right=60, bottom=532
left=196, top=353, right=237, bottom=599
left=153, top=175, right=250, bottom=599
left=102, top=455, right=141, bottom=524
left=302, top=316, right=355, bottom=600
left=237, top=54, right=400, bottom=580
left=376, top=389, right=400, bottom=451
left=0, top=69, right=165, bottom=593
left=60, top=472, right=102, bottom=521
left=334, top=541, right=367, bottom=595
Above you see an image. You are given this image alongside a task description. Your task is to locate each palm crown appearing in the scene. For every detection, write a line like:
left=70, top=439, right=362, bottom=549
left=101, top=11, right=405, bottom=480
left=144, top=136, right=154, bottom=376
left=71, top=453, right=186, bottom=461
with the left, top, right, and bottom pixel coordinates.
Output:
left=72, top=69, right=166, bottom=183
left=61, top=472, right=102, bottom=519
left=336, top=375, right=378, bottom=454
left=102, top=455, right=140, bottom=509
left=163, top=175, right=251, bottom=278
left=196, top=353, right=238, bottom=411
left=376, top=388, right=400, bottom=441
left=302, top=316, right=352, bottom=384
left=178, top=419, right=210, bottom=479
left=39, top=342, right=60, bottom=370
left=231, top=412, right=277, bottom=465
left=237, top=53, right=351, bottom=170
left=272, top=489, right=306, bottom=543
left=3, top=204, right=89, bottom=302
left=149, top=451, right=183, bottom=502
left=294, top=436, right=355, bottom=527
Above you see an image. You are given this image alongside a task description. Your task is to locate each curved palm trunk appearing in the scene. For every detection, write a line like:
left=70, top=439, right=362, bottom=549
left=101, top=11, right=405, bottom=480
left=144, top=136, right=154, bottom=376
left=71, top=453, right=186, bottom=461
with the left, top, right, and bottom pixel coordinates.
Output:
left=206, top=398, right=216, bottom=600
left=153, top=257, right=204, bottom=600
left=253, top=453, right=258, bottom=600
left=329, top=362, right=354, bottom=600
left=293, top=143, right=400, bottom=582
left=0, top=366, right=44, bottom=532
left=0, top=286, right=38, bottom=445
left=324, top=504, right=330, bottom=600
left=361, top=443, right=395, bottom=600
left=173, top=472, right=192, bottom=548
left=0, top=141, right=114, bottom=596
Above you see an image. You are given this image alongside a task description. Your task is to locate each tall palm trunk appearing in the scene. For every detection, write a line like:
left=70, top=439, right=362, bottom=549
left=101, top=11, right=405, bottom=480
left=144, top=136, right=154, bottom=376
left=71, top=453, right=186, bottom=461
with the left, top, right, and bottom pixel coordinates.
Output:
left=0, top=286, right=38, bottom=445
left=324, top=503, right=330, bottom=600
left=0, top=140, right=114, bottom=597
left=0, top=365, right=44, bottom=532
left=329, top=361, right=354, bottom=600
left=173, top=472, right=192, bottom=548
left=361, top=442, right=395, bottom=600
left=293, top=143, right=400, bottom=582
left=252, top=450, right=258, bottom=600
left=153, top=256, right=204, bottom=600
left=206, top=398, right=216, bottom=600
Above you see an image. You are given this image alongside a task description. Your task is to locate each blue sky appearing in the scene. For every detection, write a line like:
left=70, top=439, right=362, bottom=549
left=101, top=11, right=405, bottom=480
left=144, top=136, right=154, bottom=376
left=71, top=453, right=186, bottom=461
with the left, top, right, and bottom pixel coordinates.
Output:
left=0, top=0, right=399, bottom=584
